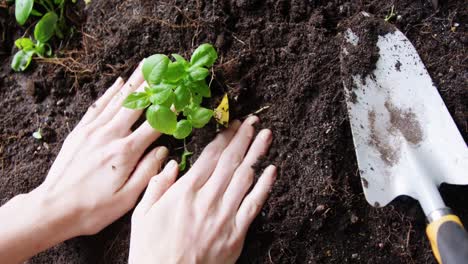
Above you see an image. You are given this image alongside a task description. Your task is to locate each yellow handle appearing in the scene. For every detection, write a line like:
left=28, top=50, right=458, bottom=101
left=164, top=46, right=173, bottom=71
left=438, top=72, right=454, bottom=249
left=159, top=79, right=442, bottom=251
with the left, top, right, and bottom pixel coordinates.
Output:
left=426, top=215, right=464, bottom=264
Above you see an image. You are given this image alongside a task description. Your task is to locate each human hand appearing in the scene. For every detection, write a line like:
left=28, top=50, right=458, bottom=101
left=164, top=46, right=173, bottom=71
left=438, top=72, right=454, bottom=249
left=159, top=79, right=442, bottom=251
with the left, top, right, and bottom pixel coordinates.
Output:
left=0, top=62, right=172, bottom=264
left=35, top=63, right=169, bottom=236
left=129, top=116, right=276, bottom=264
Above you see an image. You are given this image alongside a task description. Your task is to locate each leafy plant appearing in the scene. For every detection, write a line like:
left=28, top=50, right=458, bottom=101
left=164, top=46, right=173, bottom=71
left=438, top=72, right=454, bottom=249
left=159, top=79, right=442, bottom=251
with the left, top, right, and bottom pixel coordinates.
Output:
left=123, top=44, right=220, bottom=139
left=11, top=0, right=81, bottom=71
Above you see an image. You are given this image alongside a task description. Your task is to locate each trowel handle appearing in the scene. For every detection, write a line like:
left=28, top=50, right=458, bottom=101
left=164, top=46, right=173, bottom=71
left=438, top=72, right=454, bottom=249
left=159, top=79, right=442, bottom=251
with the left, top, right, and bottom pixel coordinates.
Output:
left=426, top=214, right=468, bottom=264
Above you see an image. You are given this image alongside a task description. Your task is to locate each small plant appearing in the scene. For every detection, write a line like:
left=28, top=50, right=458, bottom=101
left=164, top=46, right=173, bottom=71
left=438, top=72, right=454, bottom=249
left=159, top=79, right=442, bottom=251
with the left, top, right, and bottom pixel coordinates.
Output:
left=384, top=5, right=396, bottom=22
left=124, top=44, right=229, bottom=171
left=123, top=44, right=222, bottom=139
left=11, top=0, right=80, bottom=71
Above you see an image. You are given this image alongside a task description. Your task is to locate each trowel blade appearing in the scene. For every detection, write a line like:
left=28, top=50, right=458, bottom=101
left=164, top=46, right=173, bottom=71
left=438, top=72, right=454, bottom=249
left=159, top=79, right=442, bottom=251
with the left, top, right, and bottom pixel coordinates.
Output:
left=340, top=14, right=468, bottom=211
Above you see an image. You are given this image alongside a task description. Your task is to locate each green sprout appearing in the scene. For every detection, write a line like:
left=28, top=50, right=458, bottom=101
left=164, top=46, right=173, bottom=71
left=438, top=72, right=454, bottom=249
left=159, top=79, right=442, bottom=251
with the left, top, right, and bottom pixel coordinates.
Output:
left=11, top=0, right=79, bottom=71
left=32, top=128, right=42, bottom=140
left=384, top=5, right=396, bottom=22
left=123, top=44, right=218, bottom=139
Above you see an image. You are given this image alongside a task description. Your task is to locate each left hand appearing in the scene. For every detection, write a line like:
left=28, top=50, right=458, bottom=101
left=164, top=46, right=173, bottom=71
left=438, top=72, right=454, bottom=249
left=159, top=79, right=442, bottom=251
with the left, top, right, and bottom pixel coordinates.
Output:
left=0, top=63, right=167, bottom=263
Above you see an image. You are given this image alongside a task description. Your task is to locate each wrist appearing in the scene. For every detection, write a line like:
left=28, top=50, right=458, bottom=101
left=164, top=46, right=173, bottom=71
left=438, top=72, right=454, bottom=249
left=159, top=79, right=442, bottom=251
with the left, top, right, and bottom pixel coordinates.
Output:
left=0, top=188, right=80, bottom=263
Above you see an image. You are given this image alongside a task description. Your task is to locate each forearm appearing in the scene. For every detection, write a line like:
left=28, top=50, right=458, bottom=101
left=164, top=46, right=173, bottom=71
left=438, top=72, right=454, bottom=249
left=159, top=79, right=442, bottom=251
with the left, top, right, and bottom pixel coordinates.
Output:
left=0, top=188, right=78, bottom=263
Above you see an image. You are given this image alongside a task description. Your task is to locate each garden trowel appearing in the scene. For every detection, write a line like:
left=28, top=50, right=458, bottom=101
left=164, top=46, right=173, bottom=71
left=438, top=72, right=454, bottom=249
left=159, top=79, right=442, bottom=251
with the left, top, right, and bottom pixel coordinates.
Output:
left=340, top=12, right=468, bottom=264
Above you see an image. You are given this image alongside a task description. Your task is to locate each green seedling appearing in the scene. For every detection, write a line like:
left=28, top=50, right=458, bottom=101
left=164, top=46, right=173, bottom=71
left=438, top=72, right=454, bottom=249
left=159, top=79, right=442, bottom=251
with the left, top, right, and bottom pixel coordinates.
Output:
left=11, top=11, right=56, bottom=71
left=12, top=0, right=81, bottom=71
left=32, top=128, right=42, bottom=140
left=124, top=44, right=224, bottom=171
left=384, top=5, right=396, bottom=22
left=123, top=44, right=218, bottom=139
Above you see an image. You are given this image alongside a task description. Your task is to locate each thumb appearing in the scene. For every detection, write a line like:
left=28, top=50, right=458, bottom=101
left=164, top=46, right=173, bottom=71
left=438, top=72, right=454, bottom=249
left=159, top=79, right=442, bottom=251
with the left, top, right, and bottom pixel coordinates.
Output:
left=136, top=160, right=179, bottom=213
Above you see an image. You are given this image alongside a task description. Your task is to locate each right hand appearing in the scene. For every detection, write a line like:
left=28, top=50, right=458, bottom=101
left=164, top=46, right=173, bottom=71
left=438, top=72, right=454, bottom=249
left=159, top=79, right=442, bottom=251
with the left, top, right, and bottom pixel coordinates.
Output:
left=129, top=116, right=276, bottom=264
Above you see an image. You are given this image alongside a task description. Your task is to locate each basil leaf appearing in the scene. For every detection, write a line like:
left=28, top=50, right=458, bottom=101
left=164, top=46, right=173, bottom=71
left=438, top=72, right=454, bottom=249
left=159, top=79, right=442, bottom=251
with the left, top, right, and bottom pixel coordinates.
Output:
left=30, top=9, right=43, bottom=17
left=143, top=54, right=169, bottom=84
left=192, top=80, right=211, bottom=97
left=173, top=119, right=192, bottom=139
left=190, top=43, right=218, bottom=68
left=189, top=67, right=209, bottom=81
left=192, top=92, right=203, bottom=105
left=34, top=12, right=58, bottom=43
left=165, top=61, right=186, bottom=83
left=123, top=92, right=151, bottom=109
left=174, top=85, right=190, bottom=111
left=11, top=49, right=35, bottom=71
left=188, top=106, right=213, bottom=128
left=15, top=0, right=34, bottom=25
left=146, top=105, right=177, bottom=134
left=14, top=37, right=34, bottom=50
left=172, top=54, right=189, bottom=68
left=149, top=87, right=173, bottom=105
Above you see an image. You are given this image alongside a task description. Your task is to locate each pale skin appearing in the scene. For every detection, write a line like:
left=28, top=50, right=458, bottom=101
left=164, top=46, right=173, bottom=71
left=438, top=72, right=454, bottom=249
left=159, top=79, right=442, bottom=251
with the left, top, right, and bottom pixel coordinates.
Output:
left=0, top=63, right=276, bottom=264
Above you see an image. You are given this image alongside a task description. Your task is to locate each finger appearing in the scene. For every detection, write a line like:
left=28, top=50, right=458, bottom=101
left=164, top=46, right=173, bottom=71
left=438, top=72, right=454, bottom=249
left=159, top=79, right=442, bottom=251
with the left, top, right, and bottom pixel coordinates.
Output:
left=118, top=146, right=169, bottom=199
left=200, top=116, right=259, bottom=199
left=76, top=77, right=125, bottom=129
left=236, top=165, right=277, bottom=233
left=126, top=121, right=162, bottom=154
left=137, top=160, right=179, bottom=213
left=109, top=81, right=148, bottom=130
left=185, top=120, right=242, bottom=189
left=93, top=62, right=144, bottom=126
left=222, top=129, right=273, bottom=211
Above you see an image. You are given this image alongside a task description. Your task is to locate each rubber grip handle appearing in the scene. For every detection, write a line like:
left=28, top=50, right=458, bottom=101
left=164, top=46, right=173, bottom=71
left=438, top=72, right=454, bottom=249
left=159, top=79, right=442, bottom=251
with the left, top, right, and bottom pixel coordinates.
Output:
left=426, top=215, right=468, bottom=264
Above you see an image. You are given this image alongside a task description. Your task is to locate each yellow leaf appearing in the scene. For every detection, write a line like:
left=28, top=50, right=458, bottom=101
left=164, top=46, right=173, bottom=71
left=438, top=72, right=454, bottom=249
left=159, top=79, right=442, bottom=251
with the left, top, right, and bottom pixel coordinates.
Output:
left=214, top=93, right=229, bottom=127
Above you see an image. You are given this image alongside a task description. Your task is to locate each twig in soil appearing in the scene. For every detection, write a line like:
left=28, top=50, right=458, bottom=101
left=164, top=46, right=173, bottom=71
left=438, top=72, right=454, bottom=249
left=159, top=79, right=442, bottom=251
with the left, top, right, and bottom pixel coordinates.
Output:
left=232, top=34, right=247, bottom=45
left=405, top=222, right=413, bottom=249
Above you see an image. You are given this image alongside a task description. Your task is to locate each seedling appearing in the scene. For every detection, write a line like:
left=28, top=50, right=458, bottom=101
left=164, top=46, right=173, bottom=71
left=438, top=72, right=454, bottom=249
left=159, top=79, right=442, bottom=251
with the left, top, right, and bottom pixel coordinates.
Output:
left=32, top=128, right=42, bottom=140
left=124, top=44, right=229, bottom=170
left=384, top=5, right=396, bottom=22
left=123, top=43, right=224, bottom=139
left=11, top=0, right=81, bottom=71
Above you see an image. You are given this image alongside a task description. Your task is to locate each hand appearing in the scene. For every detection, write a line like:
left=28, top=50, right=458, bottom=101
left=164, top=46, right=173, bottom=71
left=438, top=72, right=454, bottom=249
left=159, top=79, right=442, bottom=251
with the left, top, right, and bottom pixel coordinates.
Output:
left=0, top=63, right=167, bottom=263
left=129, top=116, right=276, bottom=264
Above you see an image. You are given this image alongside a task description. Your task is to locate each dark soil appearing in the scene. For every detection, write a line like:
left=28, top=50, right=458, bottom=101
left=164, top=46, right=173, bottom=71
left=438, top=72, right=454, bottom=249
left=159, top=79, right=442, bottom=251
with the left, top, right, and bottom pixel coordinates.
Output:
left=1, top=0, right=467, bottom=263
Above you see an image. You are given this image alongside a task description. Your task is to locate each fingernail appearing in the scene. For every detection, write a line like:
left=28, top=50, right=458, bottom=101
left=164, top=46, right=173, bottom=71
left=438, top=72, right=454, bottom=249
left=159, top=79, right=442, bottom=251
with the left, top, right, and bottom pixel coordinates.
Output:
left=246, top=115, right=260, bottom=125
left=268, top=165, right=277, bottom=180
left=155, top=147, right=169, bottom=160
left=166, top=160, right=178, bottom=170
left=259, top=129, right=273, bottom=142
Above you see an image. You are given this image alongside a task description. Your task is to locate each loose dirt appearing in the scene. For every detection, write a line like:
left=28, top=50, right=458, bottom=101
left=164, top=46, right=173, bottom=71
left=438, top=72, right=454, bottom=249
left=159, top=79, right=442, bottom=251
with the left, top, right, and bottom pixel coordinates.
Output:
left=0, top=1, right=467, bottom=263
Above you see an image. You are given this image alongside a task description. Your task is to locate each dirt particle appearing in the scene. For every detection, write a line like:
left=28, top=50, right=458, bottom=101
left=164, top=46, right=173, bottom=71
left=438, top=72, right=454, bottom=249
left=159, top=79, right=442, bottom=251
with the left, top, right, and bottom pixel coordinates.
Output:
left=112, top=165, right=116, bottom=170
left=362, top=178, right=369, bottom=188
left=374, top=202, right=381, bottom=207
left=395, top=60, right=402, bottom=71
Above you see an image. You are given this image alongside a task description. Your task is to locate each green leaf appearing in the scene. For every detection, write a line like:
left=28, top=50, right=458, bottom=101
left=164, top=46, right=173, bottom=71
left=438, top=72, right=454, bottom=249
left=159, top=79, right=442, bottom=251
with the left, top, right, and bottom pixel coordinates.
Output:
left=165, top=61, right=186, bottom=83
left=189, top=67, right=210, bottom=81
left=14, top=37, right=34, bottom=50
left=192, top=80, right=211, bottom=97
left=192, top=92, right=203, bottom=105
left=188, top=106, right=213, bottom=128
left=172, top=54, right=189, bottom=67
left=174, top=85, right=190, bottom=111
left=190, top=43, right=218, bottom=68
left=179, top=149, right=193, bottom=171
left=173, top=120, right=192, bottom=139
left=11, top=49, right=35, bottom=71
left=123, top=92, right=151, bottom=109
left=30, top=9, right=43, bottom=17
left=143, top=54, right=170, bottom=84
left=15, top=0, right=34, bottom=25
left=149, top=86, right=173, bottom=105
left=146, top=105, right=177, bottom=134
left=34, top=12, right=58, bottom=43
